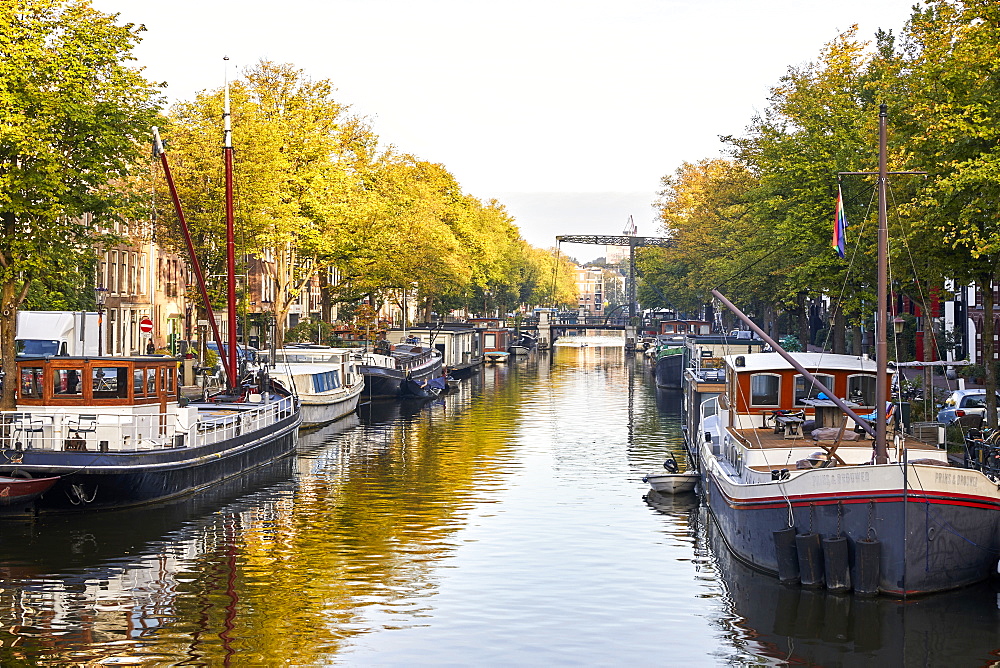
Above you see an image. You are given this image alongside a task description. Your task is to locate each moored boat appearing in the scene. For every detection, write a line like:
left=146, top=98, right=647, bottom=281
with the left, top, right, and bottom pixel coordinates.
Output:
left=696, top=348, right=999, bottom=596
left=358, top=342, right=443, bottom=399
left=643, top=471, right=699, bottom=494
left=653, top=345, right=684, bottom=388
left=1, top=354, right=298, bottom=513
left=270, top=346, right=365, bottom=429
left=0, top=474, right=59, bottom=515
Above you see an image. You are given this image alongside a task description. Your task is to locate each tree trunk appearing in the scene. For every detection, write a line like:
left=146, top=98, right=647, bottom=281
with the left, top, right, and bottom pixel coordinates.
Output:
left=797, top=291, right=809, bottom=350
left=982, top=276, right=997, bottom=428
left=0, top=278, right=30, bottom=411
left=0, top=284, right=18, bottom=411
left=851, top=324, right=863, bottom=355
left=318, top=268, right=333, bottom=322
left=833, top=304, right=847, bottom=354
left=922, top=307, right=935, bottom=405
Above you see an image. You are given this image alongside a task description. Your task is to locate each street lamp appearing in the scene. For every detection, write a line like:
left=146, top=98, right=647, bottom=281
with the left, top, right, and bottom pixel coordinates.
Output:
left=893, top=317, right=905, bottom=335
left=96, top=287, right=108, bottom=357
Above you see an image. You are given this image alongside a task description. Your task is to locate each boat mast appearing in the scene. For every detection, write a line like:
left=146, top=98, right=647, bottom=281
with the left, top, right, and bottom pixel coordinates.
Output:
left=152, top=127, right=234, bottom=385
left=223, top=58, right=239, bottom=391
left=874, top=103, right=889, bottom=464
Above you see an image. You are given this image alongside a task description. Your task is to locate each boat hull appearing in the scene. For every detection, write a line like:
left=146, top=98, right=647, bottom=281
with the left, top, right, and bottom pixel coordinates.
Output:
left=360, top=358, right=442, bottom=399
left=654, top=353, right=683, bottom=388
left=298, top=388, right=363, bottom=430
left=0, top=476, right=59, bottom=515
left=702, top=462, right=1000, bottom=596
left=448, top=360, right=482, bottom=379
left=644, top=472, right=699, bottom=494
left=4, top=411, right=299, bottom=513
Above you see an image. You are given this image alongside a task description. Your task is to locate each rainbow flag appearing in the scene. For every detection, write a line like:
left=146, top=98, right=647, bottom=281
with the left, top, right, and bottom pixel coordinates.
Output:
left=833, top=185, right=848, bottom=258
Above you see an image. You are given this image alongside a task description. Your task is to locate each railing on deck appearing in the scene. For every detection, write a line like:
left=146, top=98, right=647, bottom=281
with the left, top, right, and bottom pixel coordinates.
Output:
left=0, top=397, right=296, bottom=454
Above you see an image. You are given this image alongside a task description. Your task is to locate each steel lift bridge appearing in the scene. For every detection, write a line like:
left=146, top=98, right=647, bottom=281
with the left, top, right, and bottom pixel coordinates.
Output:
left=555, top=228, right=672, bottom=348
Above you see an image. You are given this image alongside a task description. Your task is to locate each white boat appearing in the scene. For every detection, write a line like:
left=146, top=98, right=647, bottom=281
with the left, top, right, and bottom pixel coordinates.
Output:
left=484, top=351, right=511, bottom=364
left=643, top=471, right=699, bottom=494
left=270, top=347, right=365, bottom=429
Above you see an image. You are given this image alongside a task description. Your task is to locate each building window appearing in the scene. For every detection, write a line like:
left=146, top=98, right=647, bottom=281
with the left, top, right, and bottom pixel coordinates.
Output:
left=110, top=251, right=118, bottom=294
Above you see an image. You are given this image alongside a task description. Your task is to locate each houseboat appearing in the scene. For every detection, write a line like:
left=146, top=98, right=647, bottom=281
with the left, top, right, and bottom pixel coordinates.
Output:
left=270, top=346, right=365, bottom=429
left=0, top=354, right=299, bottom=514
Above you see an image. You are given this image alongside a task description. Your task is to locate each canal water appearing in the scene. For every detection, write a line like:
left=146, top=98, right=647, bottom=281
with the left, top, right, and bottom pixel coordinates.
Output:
left=2, top=344, right=1000, bottom=665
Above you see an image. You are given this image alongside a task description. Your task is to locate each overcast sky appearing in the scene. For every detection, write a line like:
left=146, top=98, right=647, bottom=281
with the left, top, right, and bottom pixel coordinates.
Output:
left=91, top=0, right=918, bottom=256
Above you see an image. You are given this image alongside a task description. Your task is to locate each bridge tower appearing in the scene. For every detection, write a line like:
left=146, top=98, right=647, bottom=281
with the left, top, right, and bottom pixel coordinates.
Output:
left=555, top=230, right=672, bottom=349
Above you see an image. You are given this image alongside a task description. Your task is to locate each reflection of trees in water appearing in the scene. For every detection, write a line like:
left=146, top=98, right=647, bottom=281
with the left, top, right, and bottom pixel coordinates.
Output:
left=240, top=372, right=527, bottom=663
left=0, top=346, right=706, bottom=666
left=0, top=460, right=297, bottom=665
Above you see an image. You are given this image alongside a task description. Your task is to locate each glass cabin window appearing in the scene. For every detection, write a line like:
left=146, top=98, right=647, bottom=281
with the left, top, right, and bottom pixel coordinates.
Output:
left=134, top=369, right=145, bottom=396
left=750, top=373, right=781, bottom=406
left=93, top=367, right=128, bottom=399
left=20, top=367, right=43, bottom=398
left=847, top=374, right=877, bottom=406
left=147, top=368, right=156, bottom=395
left=54, top=369, right=83, bottom=395
left=795, top=374, right=834, bottom=405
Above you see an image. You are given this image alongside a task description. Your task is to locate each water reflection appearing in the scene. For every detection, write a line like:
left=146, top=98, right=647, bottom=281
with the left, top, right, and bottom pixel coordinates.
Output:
left=0, top=459, right=296, bottom=665
left=689, top=499, right=1000, bottom=666
left=9, top=344, right=968, bottom=664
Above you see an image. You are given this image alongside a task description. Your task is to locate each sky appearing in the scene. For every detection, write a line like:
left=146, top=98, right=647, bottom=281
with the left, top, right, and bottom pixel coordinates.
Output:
left=91, top=0, right=918, bottom=258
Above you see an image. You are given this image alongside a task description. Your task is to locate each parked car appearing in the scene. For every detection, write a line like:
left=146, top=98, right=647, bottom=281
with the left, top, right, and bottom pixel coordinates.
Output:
left=936, top=389, right=1000, bottom=425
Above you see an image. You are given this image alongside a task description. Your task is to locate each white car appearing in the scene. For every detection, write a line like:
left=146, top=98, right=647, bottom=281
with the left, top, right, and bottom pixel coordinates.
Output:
left=936, top=389, right=1000, bottom=425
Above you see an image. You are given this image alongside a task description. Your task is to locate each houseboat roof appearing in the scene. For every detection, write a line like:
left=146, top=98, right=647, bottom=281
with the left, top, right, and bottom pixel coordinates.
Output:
left=724, top=352, right=882, bottom=374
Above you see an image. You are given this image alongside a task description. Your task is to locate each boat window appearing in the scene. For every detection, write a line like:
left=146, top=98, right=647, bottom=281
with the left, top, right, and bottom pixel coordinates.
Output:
left=54, top=368, right=83, bottom=395
left=19, top=367, right=43, bottom=398
left=93, top=367, right=128, bottom=399
left=147, top=368, right=156, bottom=395
left=847, top=374, right=876, bottom=406
left=795, top=374, right=834, bottom=404
left=750, top=373, right=780, bottom=406
left=134, top=369, right=145, bottom=396
left=313, top=370, right=341, bottom=393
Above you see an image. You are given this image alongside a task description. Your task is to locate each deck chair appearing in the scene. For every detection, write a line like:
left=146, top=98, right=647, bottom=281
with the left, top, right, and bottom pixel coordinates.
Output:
left=12, top=414, right=46, bottom=449
left=66, top=414, right=98, bottom=450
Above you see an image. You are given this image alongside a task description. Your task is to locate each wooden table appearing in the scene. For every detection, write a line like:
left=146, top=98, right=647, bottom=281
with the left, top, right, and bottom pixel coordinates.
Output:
left=800, top=398, right=863, bottom=429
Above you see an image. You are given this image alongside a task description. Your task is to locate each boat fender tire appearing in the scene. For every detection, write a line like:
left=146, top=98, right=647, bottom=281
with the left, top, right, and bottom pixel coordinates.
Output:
left=822, top=536, right=852, bottom=593
left=854, top=538, right=881, bottom=596
left=795, top=532, right=825, bottom=588
left=773, top=527, right=800, bottom=584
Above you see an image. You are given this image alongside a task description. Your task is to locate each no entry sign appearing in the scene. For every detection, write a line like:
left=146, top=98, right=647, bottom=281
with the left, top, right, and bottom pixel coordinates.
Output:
left=139, top=317, right=153, bottom=334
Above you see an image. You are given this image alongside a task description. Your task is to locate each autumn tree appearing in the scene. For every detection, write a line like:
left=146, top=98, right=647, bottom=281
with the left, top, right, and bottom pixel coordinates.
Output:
left=0, top=0, right=160, bottom=409
left=160, top=60, right=354, bottom=342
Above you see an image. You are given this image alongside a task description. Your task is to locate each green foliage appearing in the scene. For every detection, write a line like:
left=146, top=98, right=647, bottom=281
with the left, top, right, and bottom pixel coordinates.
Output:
left=779, top=335, right=803, bottom=352
left=0, top=0, right=161, bottom=408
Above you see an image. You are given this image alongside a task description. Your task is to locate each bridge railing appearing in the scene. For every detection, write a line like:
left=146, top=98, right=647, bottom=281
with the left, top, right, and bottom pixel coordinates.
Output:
left=522, top=316, right=629, bottom=327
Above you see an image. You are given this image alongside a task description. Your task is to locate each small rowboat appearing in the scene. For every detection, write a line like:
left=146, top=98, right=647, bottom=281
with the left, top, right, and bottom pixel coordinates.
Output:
left=0, top=475, right=59, bottom=511
left=643, top=472, right=700, bottom=494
